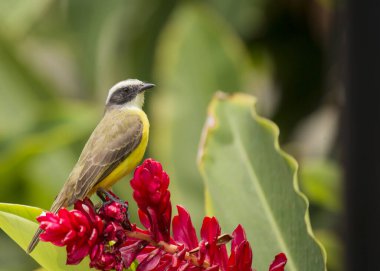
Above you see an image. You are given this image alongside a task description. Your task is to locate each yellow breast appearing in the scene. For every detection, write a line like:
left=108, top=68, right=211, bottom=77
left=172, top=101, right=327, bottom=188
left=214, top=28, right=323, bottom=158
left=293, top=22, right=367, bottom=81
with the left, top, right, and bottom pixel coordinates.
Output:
left=91, top=109, right=149, bottom=193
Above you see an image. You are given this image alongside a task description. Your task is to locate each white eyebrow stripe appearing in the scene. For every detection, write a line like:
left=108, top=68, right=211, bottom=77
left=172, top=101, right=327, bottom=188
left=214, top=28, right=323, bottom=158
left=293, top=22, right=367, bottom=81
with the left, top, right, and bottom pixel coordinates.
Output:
left=105, top=79, right=143, bottom=105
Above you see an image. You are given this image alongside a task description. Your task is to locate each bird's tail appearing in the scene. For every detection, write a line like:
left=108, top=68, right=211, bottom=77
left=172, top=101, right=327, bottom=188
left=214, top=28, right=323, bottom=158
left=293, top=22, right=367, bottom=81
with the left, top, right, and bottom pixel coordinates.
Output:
left=27, top=228, right=44, bottom=254
left=27, top=194, right=68, bottom=253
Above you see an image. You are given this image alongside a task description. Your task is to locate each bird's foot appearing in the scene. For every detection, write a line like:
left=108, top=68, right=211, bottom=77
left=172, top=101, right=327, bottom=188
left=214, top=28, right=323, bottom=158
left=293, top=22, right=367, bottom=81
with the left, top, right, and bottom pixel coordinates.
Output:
left=96, top=187, right=129, bottom=211
left=96, top=188, right=132, bottom=230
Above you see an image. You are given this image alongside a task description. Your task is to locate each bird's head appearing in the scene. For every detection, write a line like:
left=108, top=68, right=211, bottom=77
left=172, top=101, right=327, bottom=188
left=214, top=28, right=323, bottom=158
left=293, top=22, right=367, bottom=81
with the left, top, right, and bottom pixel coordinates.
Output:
left=105, top=79, right=155, bottom=110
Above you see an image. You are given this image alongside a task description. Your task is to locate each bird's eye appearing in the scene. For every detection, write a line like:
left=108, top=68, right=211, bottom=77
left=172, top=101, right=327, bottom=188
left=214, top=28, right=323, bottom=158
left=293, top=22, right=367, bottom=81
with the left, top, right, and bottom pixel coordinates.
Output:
left=121, top=86, right=131, bottom=92
left=109, top=87, right=135, bottom=105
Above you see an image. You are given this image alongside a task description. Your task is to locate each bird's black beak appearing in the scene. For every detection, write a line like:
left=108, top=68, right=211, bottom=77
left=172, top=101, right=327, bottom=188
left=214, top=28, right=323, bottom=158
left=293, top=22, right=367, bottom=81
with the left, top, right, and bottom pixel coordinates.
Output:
left=139, top=82, right=155, bottom=92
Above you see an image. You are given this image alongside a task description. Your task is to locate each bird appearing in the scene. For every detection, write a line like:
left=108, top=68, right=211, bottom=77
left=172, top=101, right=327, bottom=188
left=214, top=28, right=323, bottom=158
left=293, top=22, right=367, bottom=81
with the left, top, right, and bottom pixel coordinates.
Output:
left=27, top=79, right=154, bottom=253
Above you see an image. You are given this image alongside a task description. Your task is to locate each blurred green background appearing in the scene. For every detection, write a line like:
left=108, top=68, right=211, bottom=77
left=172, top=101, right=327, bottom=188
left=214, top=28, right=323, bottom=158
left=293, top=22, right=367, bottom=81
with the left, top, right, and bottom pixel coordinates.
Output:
left=0, top=0, right=341, bottom=270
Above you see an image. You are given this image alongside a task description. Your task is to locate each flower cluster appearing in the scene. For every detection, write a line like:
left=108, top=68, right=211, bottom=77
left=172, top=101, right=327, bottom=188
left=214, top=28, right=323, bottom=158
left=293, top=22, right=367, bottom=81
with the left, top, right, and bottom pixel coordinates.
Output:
left=38, top=196, right=130, bottom=270
left=38, top=199, right=103, bottom=265
left=36, top=158, right=287, bottom=271
left=130, top=159, right=171, bottom=243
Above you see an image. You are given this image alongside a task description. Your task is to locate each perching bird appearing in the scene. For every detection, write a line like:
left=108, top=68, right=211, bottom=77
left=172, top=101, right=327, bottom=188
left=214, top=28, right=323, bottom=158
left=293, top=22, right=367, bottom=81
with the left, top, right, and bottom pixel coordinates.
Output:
left=27, top=79, right=154, bottom=253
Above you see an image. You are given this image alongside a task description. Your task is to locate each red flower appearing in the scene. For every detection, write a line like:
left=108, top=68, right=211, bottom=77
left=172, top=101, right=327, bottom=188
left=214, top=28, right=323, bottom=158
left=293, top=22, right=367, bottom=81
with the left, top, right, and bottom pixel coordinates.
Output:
left=228, top=225, right=253, bottom=271
left=130, top=158, right=171, bottom=242
left=37, top=198, right=103, bottom=265
left=99, top=201, right=128, bottom=224
left=89, top=243, right=124, bottom=271
left=90, top=206, right=130, bottom=270
left=171, top=207, right=256, bottom=271
left=269, top=253, right=287, bottom=271
left=36, top=158, right=287, bottom=271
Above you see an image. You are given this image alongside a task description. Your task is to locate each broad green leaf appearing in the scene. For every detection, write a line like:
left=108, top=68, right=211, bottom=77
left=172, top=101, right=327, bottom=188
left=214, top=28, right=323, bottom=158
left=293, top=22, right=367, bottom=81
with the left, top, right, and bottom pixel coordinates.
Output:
left=0, top=203, right=42, bottom=222
left=0, top=203, right=89, bottom=270
left=151, top=2, right=253, bottom=227
left=198, top=93, right=326, bottom=271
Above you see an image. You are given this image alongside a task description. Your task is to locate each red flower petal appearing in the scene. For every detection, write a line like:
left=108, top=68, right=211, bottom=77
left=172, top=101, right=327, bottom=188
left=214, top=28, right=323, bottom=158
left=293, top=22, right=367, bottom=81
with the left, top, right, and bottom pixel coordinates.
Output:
left=200, top=216, right=221, bottom=265
left=227, top=225, right=253, bottom=271
left=62, top=230, right=77, bottom=245
left=136, top=248, right=163, bottom=271
left=138, top=209, right=151, bottom=230
left=231, top=225, right=246, bottom=250
left=120, top=240, right=148, bottom=268
left=170, top=245, right=187, bottom=267
left=206, top=266, right=220, bottom=271
left=66, top=242, right=90, bottom=265
left=90, top=243, right=104, bottom=261
left=71, top=210, right=91, bottom=230
left=200, top=217, right=221, bottom=244
left=269, top=253, right=287, bottom=271
left=172, top=205, right=199, bottom=250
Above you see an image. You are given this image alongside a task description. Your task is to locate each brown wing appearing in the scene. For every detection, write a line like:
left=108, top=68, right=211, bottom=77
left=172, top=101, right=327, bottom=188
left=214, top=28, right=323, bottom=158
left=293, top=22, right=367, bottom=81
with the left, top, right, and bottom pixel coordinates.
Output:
left=27, top=111, right=143, bottom=254
left=71, top=111, right=143, bottom=200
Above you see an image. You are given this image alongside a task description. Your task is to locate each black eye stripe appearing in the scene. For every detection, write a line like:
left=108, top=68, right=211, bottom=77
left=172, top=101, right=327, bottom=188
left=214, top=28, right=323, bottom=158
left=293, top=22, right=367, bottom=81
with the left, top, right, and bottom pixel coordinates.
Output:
left=108, top=87, right=136, bottom=105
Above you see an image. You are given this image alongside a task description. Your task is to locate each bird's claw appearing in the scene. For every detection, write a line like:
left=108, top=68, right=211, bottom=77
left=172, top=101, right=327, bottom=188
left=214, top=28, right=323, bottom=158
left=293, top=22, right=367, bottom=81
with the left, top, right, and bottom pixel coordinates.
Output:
left=96, top=188, right=129, bottom=210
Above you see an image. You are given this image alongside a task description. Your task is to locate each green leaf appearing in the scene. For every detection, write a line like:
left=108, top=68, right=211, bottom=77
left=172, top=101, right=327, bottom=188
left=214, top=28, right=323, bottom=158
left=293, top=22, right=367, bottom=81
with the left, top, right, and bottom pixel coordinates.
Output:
left=0, top=203, right=90, bottom=270
left=151, top=2, right=253, bottom=227
left=198, top=93, right=327, bottom=271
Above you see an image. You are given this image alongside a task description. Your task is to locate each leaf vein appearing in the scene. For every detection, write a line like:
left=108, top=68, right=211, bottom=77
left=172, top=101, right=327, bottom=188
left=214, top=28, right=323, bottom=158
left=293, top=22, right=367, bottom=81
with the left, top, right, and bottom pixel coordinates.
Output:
left=226, top=112, right=297, bottom=271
